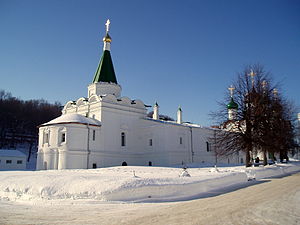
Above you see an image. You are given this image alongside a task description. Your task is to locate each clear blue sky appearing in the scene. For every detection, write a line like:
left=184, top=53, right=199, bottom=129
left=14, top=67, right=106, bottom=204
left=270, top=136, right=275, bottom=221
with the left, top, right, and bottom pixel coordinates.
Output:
left=1, top=0, right=299, bottom=126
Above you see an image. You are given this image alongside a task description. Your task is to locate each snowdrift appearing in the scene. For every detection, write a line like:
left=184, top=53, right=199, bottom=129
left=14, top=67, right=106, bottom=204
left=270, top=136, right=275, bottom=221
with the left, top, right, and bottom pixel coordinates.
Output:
left=245, top=163, right=300, bottom=180
left=0, top=163, right=299, bottom=202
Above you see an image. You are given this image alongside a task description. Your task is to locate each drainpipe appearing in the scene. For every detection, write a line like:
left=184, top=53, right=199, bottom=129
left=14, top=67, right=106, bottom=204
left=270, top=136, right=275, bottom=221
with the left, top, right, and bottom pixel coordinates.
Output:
left=86, top=123, right=90, bottom=169
left=189, top=127, right=194, bottom=163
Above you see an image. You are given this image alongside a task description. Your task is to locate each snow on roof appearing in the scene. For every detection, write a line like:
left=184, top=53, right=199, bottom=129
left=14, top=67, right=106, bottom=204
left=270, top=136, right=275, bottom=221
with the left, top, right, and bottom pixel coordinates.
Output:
left=144, top=117, right=202, bottom=128
left=41, top=114, right=101, bottom=127
left=0, top=150, right=26, bottom=158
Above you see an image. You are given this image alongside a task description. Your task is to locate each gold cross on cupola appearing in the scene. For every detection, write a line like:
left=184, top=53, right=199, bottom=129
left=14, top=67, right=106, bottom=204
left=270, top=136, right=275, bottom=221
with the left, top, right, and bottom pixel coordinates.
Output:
left=249, top=70, right=256, bottom=87
left=249, top=70, right=256, bottom=78
left=228, top=85, right=235, bottom=97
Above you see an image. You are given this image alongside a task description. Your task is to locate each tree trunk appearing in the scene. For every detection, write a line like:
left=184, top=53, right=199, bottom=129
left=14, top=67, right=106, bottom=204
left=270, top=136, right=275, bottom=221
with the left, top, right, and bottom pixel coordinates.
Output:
left=280, top=150, right=284, bottom=163
left=27, top=142, right=33, bottom=162
left=245, top=149, right=251, bottom=167
left=263, top=150, right=267, bottom=166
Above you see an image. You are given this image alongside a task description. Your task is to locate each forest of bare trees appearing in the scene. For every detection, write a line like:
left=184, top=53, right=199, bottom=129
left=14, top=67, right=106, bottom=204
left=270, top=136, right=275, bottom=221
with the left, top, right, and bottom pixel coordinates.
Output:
left=0, top=90, right=61, bottom=160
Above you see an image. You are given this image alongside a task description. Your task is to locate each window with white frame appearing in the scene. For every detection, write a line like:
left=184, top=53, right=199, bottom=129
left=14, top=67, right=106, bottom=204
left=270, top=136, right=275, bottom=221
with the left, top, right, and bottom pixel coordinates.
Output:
left=43, top=130, right=50, bottom=144
left=58, top=127, right=66, bottom=145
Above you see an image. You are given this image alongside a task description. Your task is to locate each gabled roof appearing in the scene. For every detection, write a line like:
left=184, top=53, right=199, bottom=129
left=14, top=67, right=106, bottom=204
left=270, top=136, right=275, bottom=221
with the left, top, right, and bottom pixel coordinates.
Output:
left=92, top=50, right=117, bottom=84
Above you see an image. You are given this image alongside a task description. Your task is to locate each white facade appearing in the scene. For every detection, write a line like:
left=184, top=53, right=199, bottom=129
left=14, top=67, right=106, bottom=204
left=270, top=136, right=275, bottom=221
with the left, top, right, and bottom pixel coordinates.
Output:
left=36, top=21, right=243, bottom=170
left=0, top=150, right=26, bottom=170
left=37, top=101, right=242, bottom=170
left=36, top=90, right=243, bottom=169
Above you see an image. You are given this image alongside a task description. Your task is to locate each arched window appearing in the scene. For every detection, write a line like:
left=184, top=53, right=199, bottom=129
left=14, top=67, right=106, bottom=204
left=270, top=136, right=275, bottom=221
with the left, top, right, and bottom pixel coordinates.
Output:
left=121, top=132, right=126, bottom=146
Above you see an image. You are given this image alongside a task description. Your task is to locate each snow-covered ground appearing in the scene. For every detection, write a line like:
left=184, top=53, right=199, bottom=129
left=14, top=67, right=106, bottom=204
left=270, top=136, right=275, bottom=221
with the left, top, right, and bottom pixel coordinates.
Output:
left=0, top=162, right=299, bottom=203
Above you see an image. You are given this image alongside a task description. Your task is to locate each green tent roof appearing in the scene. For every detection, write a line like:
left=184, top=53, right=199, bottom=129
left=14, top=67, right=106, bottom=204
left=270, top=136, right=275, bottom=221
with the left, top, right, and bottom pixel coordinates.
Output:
left=92, top=50, right=117, bottom=84
left=227, top=97, right=238, bottom=109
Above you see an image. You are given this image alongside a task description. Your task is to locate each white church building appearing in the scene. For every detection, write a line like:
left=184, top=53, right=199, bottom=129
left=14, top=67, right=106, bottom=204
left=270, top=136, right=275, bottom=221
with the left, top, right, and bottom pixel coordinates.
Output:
left=36, top=20, right=242, bottom=170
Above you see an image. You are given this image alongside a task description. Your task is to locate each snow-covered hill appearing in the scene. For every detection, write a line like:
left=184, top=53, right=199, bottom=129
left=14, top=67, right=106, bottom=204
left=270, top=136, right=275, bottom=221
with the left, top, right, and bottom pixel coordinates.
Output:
left=0, top=163, right=299, bottom=203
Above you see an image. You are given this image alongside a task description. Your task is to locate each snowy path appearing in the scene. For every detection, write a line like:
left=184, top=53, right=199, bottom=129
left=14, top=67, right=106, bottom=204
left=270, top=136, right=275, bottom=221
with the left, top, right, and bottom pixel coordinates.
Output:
left=0, top=172, right=299, bottom=225
left=125, top=172, right=300, bottom=225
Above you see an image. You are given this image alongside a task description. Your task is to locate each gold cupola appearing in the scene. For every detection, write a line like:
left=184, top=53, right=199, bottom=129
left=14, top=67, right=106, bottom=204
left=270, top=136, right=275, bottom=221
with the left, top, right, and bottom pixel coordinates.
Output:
left=103, top=33, right=112, bottom=43
left=103, top=19, right=112, bottom=43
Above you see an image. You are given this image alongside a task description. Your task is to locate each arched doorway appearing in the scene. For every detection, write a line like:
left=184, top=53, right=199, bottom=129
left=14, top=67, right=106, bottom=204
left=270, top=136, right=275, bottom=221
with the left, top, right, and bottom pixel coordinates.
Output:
left=148, top=161, right=152, bottom=166
left=122, top=161, right=127, bottom=166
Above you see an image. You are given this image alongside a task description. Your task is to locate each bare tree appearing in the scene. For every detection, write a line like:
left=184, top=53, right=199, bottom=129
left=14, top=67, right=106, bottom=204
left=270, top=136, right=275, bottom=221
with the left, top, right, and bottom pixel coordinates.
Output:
left=211, top=64, right=296, bottom=167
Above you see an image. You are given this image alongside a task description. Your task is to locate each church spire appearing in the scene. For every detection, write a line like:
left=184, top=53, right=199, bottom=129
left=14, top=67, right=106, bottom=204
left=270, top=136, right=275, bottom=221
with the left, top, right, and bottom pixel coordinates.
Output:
left=92, top=19, right=117, bottom=84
